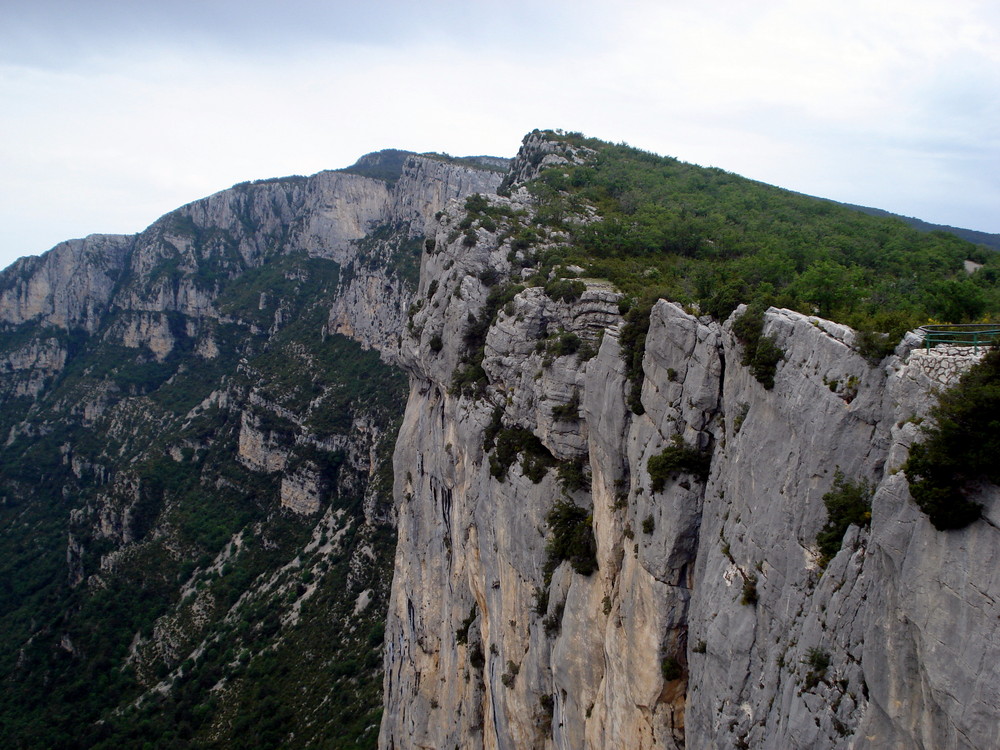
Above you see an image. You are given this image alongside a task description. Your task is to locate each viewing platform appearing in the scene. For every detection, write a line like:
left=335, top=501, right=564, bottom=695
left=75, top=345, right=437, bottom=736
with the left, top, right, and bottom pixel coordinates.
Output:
left=918, top=323, right=1000, bottom=354
left=909, top=324, right=998, bottom=386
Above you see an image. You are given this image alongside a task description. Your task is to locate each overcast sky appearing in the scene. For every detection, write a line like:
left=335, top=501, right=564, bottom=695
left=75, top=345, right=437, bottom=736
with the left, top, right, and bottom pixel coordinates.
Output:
left=1, top=0, right=997, bottom=271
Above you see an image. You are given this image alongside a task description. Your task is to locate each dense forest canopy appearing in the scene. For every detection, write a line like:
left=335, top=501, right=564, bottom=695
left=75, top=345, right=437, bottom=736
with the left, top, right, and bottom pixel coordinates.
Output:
left=509, top=131, right=998, bottom=350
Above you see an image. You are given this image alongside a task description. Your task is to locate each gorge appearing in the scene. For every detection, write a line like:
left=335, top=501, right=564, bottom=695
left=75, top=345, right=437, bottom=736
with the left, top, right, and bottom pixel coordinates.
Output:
left=0, top=130, right=998, bottom=749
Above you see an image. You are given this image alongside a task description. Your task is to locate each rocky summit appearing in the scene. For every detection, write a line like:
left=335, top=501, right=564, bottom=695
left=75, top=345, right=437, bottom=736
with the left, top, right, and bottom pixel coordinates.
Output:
left=1, top=130, right=998, bottom=749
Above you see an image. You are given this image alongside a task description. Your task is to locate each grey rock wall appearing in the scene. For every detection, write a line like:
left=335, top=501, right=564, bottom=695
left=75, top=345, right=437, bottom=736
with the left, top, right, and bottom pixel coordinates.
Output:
left=0, top=233, right=132, bottom=331
left=379, top=137, right=1000, bottom=748
left=0, top=154, right=502, bottom=368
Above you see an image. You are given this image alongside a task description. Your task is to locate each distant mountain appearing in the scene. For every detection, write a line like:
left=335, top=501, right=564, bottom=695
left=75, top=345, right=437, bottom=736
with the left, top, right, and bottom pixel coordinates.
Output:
left=0, top=151, right=502, bottom=747
left=826, top=199, right=1000, bottom=252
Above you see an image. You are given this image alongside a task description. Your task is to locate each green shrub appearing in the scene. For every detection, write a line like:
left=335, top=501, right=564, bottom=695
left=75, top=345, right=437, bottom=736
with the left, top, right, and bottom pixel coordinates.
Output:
left=478, top=267, right=502, bottom=287
left=661, top=656, right=682, bottom=681
left=740, top=575, right=758, bottom=606
left=450, top=358, right=487, bottom=396
left=544, top=277, right=586, bottom=303
left=802, top=647, right=830, bottom=690
left=576, top=338, right=598, bottom=362
left=903, top=349, right=1000, bottom=529
left=648, top=437, right=711, bottom=492
left=488, top=427, right=556, bottom=483
left=732, top=304, right=785, bottom=389
left=465, top=193, right=490, bottom=214
left=642, top=515, right=655, bottom=534
left=545, top=500, right=598, bottom=577
left=816, top=471, right=872, bottom=566
left=511, top=227, right=540, bottom=251
left=548, top=331, right=581, bottom=357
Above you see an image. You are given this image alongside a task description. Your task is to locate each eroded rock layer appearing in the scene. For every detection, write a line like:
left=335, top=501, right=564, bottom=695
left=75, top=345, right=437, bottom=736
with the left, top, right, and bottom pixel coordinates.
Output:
left=379, top=137, right=1000, bottom=749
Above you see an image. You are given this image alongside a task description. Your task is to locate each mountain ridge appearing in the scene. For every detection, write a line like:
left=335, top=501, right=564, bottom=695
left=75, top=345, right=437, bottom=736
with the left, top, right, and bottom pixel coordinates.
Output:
left=378, top=129, right=1000, bottom=749
left=1, top=130, right=998, bottom=749
left=3, top=143, right=993, bottom=275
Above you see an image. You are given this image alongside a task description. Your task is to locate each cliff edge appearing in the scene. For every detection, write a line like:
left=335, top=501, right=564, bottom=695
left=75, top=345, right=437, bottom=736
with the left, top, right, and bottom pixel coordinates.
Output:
left=379, top=135, right=1000, bottom=749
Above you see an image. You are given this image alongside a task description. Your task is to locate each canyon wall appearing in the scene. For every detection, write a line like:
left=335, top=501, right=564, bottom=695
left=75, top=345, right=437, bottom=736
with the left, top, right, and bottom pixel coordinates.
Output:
left=379, top=139, right=999, bottom=749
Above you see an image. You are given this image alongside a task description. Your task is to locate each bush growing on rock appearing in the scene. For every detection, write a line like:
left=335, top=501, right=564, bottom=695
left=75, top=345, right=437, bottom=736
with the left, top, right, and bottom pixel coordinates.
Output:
left=544, top=500, right=597, bottom=577
left=816, top=471, right=872, bottom=566
left=732, top=304, right=785, bottom=389
left=903, top=348, right=1000, bottom=529
left=544, top=277, right=586, bottom=303
left=648, top=437, right=712, bottom=492
left=802, top=647, right=831, bottom=690
left=661, top=656, right=682, bottom=681
left=488, top=427, right=556, bottom=483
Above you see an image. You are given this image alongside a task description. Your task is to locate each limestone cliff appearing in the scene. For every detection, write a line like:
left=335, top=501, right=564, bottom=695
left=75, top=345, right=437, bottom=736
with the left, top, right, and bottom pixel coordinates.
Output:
left=3, top=130, right=997, bottom=749
left=0, top=151, right=503, bottom=747
left=379, top=138, right=1000, bottom=749
left=0, top=154, right=502, bottom=355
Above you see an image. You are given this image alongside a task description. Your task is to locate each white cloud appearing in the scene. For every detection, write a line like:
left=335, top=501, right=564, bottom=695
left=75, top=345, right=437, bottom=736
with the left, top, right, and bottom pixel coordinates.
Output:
left=0, top=0, right=997, bottom=270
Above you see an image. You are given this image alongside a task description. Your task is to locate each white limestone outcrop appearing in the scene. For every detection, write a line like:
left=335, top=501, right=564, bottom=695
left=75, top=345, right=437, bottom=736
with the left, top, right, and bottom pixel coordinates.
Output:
left=379, top=137, right=1000, bottom=749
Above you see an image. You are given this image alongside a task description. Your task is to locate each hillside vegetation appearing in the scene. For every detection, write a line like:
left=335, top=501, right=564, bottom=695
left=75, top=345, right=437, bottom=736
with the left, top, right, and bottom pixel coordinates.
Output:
left=0, top=238, right=407, bottom=748
left=505, top=131, right=998, bottom=351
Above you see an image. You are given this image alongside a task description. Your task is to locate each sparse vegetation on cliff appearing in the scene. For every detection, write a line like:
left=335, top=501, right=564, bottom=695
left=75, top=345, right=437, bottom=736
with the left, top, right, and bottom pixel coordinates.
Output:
left=487, top=426, right=556, bottom=483
left=648, top=437, right=712, bottom=491
left=816, top=471, right=873, bottom=565
left=544, top=500, right=598, bottom=578
left=732, top=303, right=785, bottom=389
left=903, top=348, right=1000, bottom=530
left=526, top=130, right=1000, bottom=339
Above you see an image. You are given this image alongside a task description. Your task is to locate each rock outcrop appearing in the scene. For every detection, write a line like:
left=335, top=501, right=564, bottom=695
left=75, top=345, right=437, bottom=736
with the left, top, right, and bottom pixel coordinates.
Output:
left=0, top=150, right=504, bottom=747
left=3, top=131, right=997, bottom=749
left=379, top=136, right=1000, bottom=749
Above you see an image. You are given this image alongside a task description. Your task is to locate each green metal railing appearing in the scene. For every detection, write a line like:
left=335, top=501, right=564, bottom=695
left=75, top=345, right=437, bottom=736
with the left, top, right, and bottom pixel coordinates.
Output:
left=919, top=324, right=1000, bottom=354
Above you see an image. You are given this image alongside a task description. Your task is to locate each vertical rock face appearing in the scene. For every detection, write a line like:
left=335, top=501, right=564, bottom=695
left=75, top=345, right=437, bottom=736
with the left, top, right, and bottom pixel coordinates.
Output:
left=379, top=137, right=1000, bottom=748
left=3, top=132, right=997, bottom=748
left=0, top=234, right=133, bottom=331
left=0, top=151, right=504, bottom=747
